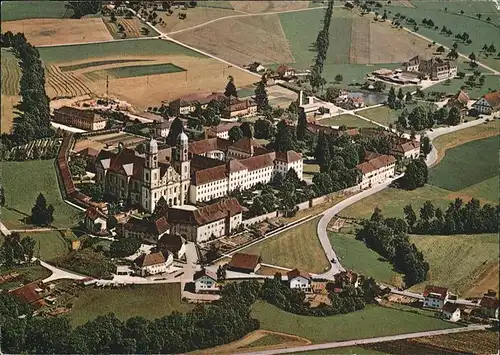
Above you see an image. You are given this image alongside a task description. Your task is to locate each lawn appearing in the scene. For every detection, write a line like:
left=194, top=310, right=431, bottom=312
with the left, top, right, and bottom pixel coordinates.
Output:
left=38, top=39, right=205, bottom=63
left=409, top=234, right=499, bottom=297
left=85, top=63, right=186, bottom=80
left=356, top=101, right=437, bottom=128
left=339, top=185, right=454, bottom=220
left=424, top=75, right=500, bottom=99
left=59, top=59, right=149, bottom=72
left=458, top=176, right=499, bottom=204
left=252, top=302, right=460, bottom=344
left=328, top=232, right=402, bottom=286
left=318, top=114, right=380, bottom=128
left=385, top=2, right=500, bottom=71
left=241, top=333, right=291, bottom=349
left=1, top=1, right=72, bottom=20
left=1, top=49, right=21, bottom=96
left=429, top=135, right=498, bottom=191
left=68, top=283, right=193, bottom=326
left=241, top=218, right=330, bottom=274
left=25, top=231, right=70, bottom=261
left=303, top=162, right=320, bottom=176
left=0, top=160, right=82, bottom=229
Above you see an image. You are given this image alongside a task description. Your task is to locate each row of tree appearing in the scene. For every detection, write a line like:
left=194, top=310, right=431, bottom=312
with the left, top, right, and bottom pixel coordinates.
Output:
left=403, top=198, right=499, bottom=235
left=396, top=104, right=462, bottom=132
left=0, top=232, right=36, bottom=267
left=309, top=0, right=334, bottom=91
left=1, top=32, right=53, bottom=147
left=357, top=208, right=429, bottom=286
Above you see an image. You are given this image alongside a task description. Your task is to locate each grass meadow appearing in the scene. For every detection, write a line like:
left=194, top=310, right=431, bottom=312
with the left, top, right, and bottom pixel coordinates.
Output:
left=1, top=49, right=21, bottom=96
left=318, top=114, right=380, bottom=128
left=424, top=75, right=500, bottom=99
left=59, top=59, right=149, bottom=72
left=1, top=1, right=71, bottom=21
left=85, top=63, right=186, bottom=80
left=356, top=101, right=438, bottom=128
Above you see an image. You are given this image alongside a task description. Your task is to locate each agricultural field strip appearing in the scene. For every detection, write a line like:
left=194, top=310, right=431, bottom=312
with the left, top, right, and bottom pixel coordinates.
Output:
left=1, top=49, right=21, bottom=96
left=45, top=65, right=91, bottom=98
left=84, top=63, right=186, bottom=80
left=59, top=59, right=152, bottom=72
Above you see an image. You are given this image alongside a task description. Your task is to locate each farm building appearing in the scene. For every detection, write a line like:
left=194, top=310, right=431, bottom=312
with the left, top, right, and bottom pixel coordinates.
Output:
left=193, top=268, right=219, bottom=294
left=206, top=122, right=241, bottom=140
left=222, top=96, right=257, bottom=118
left=121, top=216, right=171, bottom=242
left=471, top=91, right=500, bottom=115
left=402, top=55, right=457, bottom=80
left=245, top=62, right=266, bottom=73
left=356, top=152, right=396, bottom=190
left=275, top=64, right=296, bottom=79
left=228, top=252, right=261, bottom=273
left=479, top=292, right=499, bottom=319
left=423, top=285, right=449, bottom=309
left=441, top=302, right=461, bottom=322
left=134, top=250, right=173, bottom=276
left=287, top=268, right=312, bottom=293
left=165, top=92, right=227, bottom=116
left=447, top=90, right=470, bottom=118
left=53, top=106, right=106, bottom=131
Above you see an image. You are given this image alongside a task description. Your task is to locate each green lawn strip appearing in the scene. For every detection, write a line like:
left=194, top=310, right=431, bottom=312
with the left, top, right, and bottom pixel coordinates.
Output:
left=339, top=185, right=454, bottom=220
left=59, top=59, right=151, bottom=72
left=240, top=218, right=330, bottom=274
left=328, top=232, right=403, bottom=286
left=252, top=302, right=460, bottom=344
left=424, top=75, right=500, bottom=99
left=429, top=135, right=498, bottom=191
left=38, top=39, right=205, bottom=63
left=318, top=114, right=380, bottom=128
left=303, top=162, right=320, bottom=176
left=67, top=283, right=193, bottom=326
left=409, top=234, right=499, bottom=296
left=384, top=3, right=500, bottom=71
left=356, top=102, right=437, bottom=127
left=0, top=160, right=82, bottom=229
left=1, top=48, right=21, bottom=96
left=26, top=231, right=71, bottom=261
left=457, top=176, right=499, bottom=204
left=1, top=1, right=71, bottom=20
left=240, top=333, right=290, bottom=349
left=86, top=63, right=186, bottom=80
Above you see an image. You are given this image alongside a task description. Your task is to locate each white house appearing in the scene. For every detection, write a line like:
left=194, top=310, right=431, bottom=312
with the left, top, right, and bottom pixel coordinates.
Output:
left=472, top=91, right=500, bottom=115
left=84, top=206, right=107, bottom=233
left=479, top=294, right=499, bottom=319
left=154, top=118, right=173, bottom=138
left=442, top=302, right=461, bottom=322
left=275, top=64, right=296, bottom=79
left=287, top=268, right=312, bottom=293
left=356, top=152, right=396, bottom=190
left=134, top=250, right=173, bottom=276
left=193, top=268, right=219, bottom=293
left=423, top=285, right=449, bottom=309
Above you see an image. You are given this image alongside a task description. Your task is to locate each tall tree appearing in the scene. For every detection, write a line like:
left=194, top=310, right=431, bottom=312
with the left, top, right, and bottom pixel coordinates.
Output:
left=31, top=193, right=54, bottom=227
left=254, top=119, right=274, bottom=139
left=400, top=159, right=428, bottom=190
left=420, top=135, right=432, bottom=157
left=387, top=86, right=397, bottom=107
left=0, top=186, right=5, bottom=207
left=69, top=157, right=87, bottom=182
left=296, top=108, right=307, bottom=141
left=240, top=122, right=253, bottom=139
left=397, top=88, right=405, bottom=101
left=446, top=106, right=461, bottom=125
left=254, top=77, right=269, bottom=112
left=228, top=126, right=244, bottom=143
left=224, top=75, right=237, bottom=98
left=403, top=204, right=417, bottom=228
left=166, top=117, right=184, bottom=147
left=273, top=120, right=295, bottom=152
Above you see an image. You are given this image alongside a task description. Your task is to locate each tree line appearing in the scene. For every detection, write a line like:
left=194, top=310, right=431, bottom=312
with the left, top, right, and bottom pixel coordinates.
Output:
left=403, top=198, right=499, bottom=235
left=357, top=207, right=429, bottom=286
left=396, top=104, right=463, bottom=132
left=309, top=0, right=334, bottom=92
left=1, top=32, right=53, bottom=147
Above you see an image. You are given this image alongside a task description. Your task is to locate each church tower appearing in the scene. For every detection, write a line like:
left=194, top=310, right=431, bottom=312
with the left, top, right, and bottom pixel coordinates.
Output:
left=142, top=138, right=161, bottom=213
left=173, top=132, right=190, bottom=205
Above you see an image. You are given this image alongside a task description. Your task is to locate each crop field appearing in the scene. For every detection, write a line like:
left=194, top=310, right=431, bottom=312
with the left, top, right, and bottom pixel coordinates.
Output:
left=158, top=7, right=236, bottom=34
left=385, top=2, right=500, bottom=71
left=84, top=63, right=186, bottom=80
left=170, top=14, right=295, bottom=66
left=410, top=234, right=499, bottom=297
left=45, top=64, right=93, bottom=99
left=103, top=16, right=157, bottom=39
left=230, top=1, right=310, bottom=13
left=429, top=135, right=498, bottom=191
left=1, top=49, right=21, bottom=133
left=1, top=18, right=113, bottom=46
left=1, top=95, right=20, bottom=134
left=424, top=75, right=500, bottom=99
left=456, top=176, right=499, bottom=204
left=241, top=218, right=330, bottom=273
left=0, top=1, right=72, bottom=21
left=329, top=232, right=403, bottom=286
left=252, top=302, right=459, bottom=344
left=317, top=114, right=380, bottom=128
left=59, top=59, right=151, bottom=72
left=68, top=283, right=193, bottom=326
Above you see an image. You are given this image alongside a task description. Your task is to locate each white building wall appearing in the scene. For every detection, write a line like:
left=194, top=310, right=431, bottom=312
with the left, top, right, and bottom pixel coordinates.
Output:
left=195, top=275, right=218, bottom=293
left=359, top=163, right=395, bottom=190
left=290, top=276, right=311, bottom=290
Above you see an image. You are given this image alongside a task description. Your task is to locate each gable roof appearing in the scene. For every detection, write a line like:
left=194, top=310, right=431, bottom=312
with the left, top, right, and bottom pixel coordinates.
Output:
left=166, top=198, right=244, bottom=226
left=85, top=206, right=106, bottom=221
left=157, top=233, right=185, bottom=254
left=287, top=268, right=311, bottom=281
left=442, top=302, right=460, bottom=313
left=480, top=296, right=499, bottom=309
left=55, top=106, right=105, bottom=123
left=450, top=90, right=470, bottom=106
left=275, top=150, right=302, bottom=163
left=193, top=268, right=217, bottom=281
left=227, top=159, right=248, bottom=173
left=229, top=137, right=256, bottom=154
left=192, top=165, right=228, bottom=185
left=229, top=252, right=261, bottom=270
left=208, top=122, right=241, bottom=135
left=423, top=285, right=448, bottom=299
left=356, top=153, right=396, bottom=175
left=124, top=217, right=170, bottom=236
left=97, top=148, right=145, bottom=180
left=134, top=250, right=168, bottom=267
left=189, top=137, right=231, bottom=155
left=276, top=64, right=295, bottom=75
left=239, top=152, right=276, bottom=171
left=476, top=91, right=500, bottom=110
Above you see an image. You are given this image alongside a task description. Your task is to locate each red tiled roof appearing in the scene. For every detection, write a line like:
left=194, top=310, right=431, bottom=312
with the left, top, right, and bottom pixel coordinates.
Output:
left=481, top=91, right=500, bottom=110
left=192, top=165, right=227, bottom=185
left=85, top=206, right=105, bottom=221
left=167, top=198, right=244, bottom=226
left=124, top=217, right=170, bottom=236
left=189, top=137, right=231, bottom=155
left=9, top=281, right=44, bottom=304
left=287, top=268, right=311, bottom=280
left=442, top=302, right=460, bottom=313
left=227, top=159, right=247, bottom=173
left=239, top=152, right=275, bottom=171
left=193, top=268, right=217, bottom=281
left=97, top=148, right=145, bottom=180
left=77, top=147, right=100, bottom=157
left=209, top=122, right=241, bottom=134
left=423, top=285, right=448, bottom=300
left=275, top=150, right=302, bottom=163
left=54, top=106, right=105, bottom=123
left=229, top=252, right=261, bottom=270
left=229, top=137, right=255, bottom=154
left=157, top=234, right=185, bottom=254
left=480, top=296, right=499, bottom=309
left=275, top=64, right=295, bottom=75
left=134, top=251, right=168, bottom=267
left=450, top=90, right=470, bottom=106
left=356, top=153, right=396, bottom=175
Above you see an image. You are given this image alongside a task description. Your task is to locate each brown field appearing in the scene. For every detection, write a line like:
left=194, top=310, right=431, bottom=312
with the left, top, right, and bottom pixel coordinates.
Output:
left=159, top=7, right=236, bottom=34
left=349, top=17, right=371, bottom=64
left=0, top=18, right=113, bottom=46
left=464, top=262, right=499, bottom=298
left=230, top=1, right=311, bottom=14
left=409, top=330, right=499, bottom=355
left=103, top=16, right=151, bottom=39
left=45, top=64, right=92, bottom=99
left=171, top=14, right=294, bottom=66
left=1, top=95, right=20, bottom=134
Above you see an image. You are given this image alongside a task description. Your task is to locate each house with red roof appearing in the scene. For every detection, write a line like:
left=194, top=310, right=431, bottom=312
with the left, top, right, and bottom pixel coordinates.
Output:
left=479, top=291, right=499, bottom=319
left=122, top=216, right=171, bottom=242
left=356, top=151, right=396, bottom=190
left=287, top=268, right=312, bottom=293
left=423, top=285, right=449, bottom=309
left=228, top=252, right=261, bottom=273
left=193, top=268, right=219, bottom=293
left=84, top=206, right=108, bottom=233
left=472, top=91, right=500, bottom=115
left=134, top=250, right=173, bottom=276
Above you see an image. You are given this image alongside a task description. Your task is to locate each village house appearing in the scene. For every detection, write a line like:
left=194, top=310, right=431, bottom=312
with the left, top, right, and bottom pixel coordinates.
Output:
left=245, top=62, right=266, bottom=73
left=471, top=91, right=500, bottom=115
left=222, top=96, right=257, bottom=119
left=356, top=152, right=396, bottom=190
left=161, top=198, right=244, bottom=243
left=447, top=90, right=470, bottom=118
left=359, top=128, right=420, bottom=159
left=228, top=252, right=261, bottom=273
left=53, top=106, right=107, bottom=131
left=84, top=206, right=108, bottom=233
left=335, top=270, right=360, bottom=289
left=479, top=291, right=499, bottom=319
left=154, top=117, right=174, bottom=138
left=275, top=64, right=296, bottom=79
left=134, top=250, right=173, bottom=276
left=165, top=92, right=227, bottom=116
left=423, top=285, right=449, bottom=309
left=287, top=268, right=312, bottom=293
left=157, top=233, right=186, bottom=259
left=402, top=56, right=457, bottom=80
left=121, top=216, right=170, bottom=242
left=193, top=268, right=219, bottom=293
left=206, top=122, right=241, bottom=140
left=442, top=302, right=461, bottom=322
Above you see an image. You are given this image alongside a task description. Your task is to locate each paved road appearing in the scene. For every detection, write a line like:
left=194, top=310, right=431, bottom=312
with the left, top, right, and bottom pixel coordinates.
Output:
left=243, top=324, right=488, bottom=355
left=39, top=260, right=87, bottom=283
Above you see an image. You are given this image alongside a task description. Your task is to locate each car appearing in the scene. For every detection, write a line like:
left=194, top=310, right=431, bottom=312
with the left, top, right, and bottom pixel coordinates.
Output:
left=331, top=258, right=337, bottom=263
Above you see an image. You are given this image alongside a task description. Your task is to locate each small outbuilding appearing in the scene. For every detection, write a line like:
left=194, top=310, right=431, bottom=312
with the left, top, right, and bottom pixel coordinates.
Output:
left=228, top=252, right=261, bottom=273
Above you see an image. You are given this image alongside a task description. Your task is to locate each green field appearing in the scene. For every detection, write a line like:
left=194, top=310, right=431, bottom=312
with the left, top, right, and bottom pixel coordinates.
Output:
left=241, top=333, right=291, bottom=349
left=85, top=63, right=186, bottom=80
left=241, top=218, right=330, bottom=273
left=385, top=2, right=500, bottom=71
left=1, top=1, right=72, bottom=21
left=0, top=160, right=82, bottom=229
left=252, top=302, right=460, bottom=344
left=429, top=135, right=498, bottom=191
left=38, top=39, right=205, bottom=63
left=339, top=185, right=454, bottom=220
left=458, top=176, right=499, bottom=203
left=329, top=232, right=402, bottom=286
left=303, top=162, right=320, bottom=176
left=318, top=114, right=380, bottom=128
left=356, top=102, right=438, bottom=128
left=1, top=49, right=21, bottom=96
left=410, top=234, right=499, bottom=296
left=68, top=283, right=193, bottom=326
left=424, top=75, right=500, bottom=99
left=26, top=231, right=70, bottom=261
left=59, top=59, right=151, bottom=72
